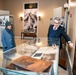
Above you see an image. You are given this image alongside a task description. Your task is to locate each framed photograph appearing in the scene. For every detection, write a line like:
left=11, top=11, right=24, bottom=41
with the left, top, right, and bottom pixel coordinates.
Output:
left=0, top=16, right=9, bottom=26
left=24, top=3, right=38, bottom=33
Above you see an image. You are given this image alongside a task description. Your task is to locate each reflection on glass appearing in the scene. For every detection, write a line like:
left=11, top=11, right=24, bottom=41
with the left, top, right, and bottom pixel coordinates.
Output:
left=52, top=43, right=57, bottom=49
left=36, top=41, right=42, bottom=47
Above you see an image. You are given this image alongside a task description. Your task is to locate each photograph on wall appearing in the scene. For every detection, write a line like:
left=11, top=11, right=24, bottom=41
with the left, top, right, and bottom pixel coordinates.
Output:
left=24, top=3, right=38, bottom=33
left=0, top=16, right=9, bottom=26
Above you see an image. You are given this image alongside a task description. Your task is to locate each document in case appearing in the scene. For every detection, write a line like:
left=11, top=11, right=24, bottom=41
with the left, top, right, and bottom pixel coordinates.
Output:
left=33, top=53, right=43, bottom=57
left=12, top=56, right=52, bottom=73
left=41, top=54, right=55, bottom=61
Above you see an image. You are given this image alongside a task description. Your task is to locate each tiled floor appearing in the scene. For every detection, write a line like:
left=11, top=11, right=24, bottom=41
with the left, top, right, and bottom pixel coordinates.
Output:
left=0, top=38, right=68, bottom=75
left=58, top=67, right=68, bottom=75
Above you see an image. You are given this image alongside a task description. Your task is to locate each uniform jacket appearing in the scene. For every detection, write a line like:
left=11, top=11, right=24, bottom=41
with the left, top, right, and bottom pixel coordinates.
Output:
left=48, top=25, right=71, bottom=48
left=1, top=29, right=16, bottom=52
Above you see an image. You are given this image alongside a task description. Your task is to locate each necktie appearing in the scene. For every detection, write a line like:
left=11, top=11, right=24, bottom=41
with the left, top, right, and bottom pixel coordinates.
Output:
left=54, top=27, right=56, bottom=30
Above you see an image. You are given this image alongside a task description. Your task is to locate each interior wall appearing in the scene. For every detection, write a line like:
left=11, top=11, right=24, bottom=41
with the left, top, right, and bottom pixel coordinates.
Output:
left=0, top=0, right=4, bottom=10
left=67, top=5, right=76, bottom=67
left=4, top=0, right=67, bottom=36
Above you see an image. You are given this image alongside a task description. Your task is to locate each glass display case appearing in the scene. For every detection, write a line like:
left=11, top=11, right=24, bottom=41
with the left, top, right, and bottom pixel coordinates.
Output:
left=0, top=38, right=60, bottom=75
left=0, top=15, right=14, bottom=47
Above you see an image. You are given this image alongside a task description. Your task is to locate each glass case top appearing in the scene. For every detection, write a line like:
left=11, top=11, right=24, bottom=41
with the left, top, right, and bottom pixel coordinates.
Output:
left=1, top=37, right=59, bottom=75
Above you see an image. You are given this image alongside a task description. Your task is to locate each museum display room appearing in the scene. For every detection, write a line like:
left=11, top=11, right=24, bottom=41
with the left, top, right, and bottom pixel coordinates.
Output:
left=0, top=0, right=76, bottom=75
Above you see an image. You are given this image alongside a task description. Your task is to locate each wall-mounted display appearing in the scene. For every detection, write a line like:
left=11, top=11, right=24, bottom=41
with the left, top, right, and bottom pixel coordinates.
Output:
left=0, top=16, right=9, bottom=26
left=24, top=3, right=38, bottom=33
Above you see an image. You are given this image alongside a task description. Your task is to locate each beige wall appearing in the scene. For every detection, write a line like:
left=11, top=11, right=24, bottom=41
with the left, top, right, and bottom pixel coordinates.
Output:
left=0, top=0, right=4, bottom=10
left=4, top=0, right=66, bottom=36
left=67, top=4, right=76, bottom=67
